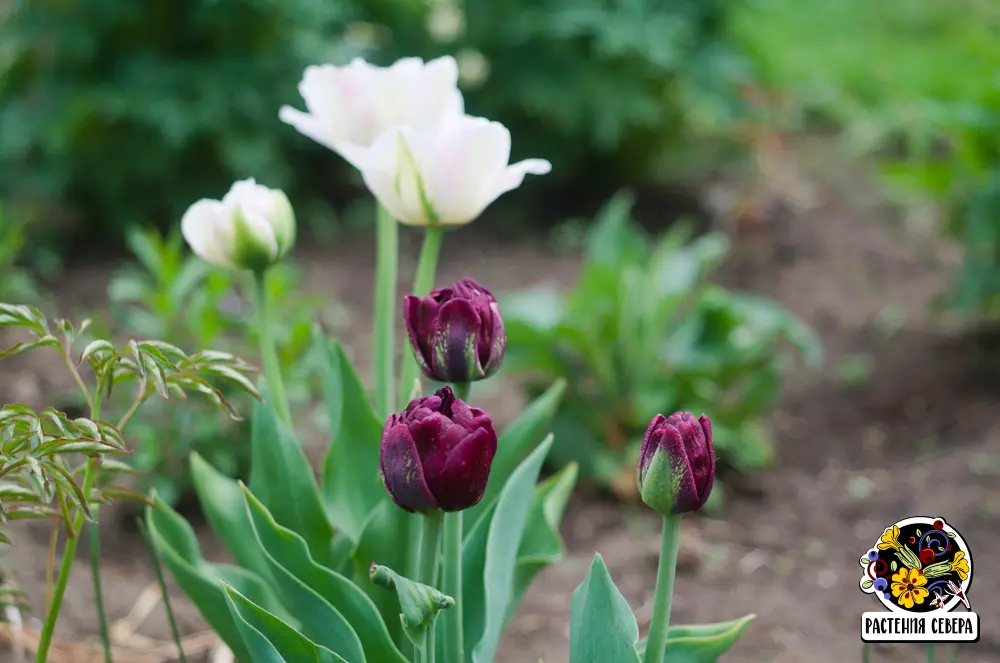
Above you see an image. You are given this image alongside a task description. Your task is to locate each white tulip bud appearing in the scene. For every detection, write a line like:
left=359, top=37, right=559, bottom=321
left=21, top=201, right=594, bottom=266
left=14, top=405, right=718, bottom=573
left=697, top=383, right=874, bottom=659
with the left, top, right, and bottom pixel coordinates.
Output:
left=181, top=179, right=295, bottom=272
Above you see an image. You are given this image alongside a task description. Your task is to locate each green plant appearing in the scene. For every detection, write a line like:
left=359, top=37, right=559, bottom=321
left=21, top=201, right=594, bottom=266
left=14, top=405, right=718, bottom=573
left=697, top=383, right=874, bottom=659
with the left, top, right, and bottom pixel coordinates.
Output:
left=501, top=192, right=822, bottom=500
left=105, top=225, right=327, bottom=505
left=729, top=0, right=1000, bottom=317
left=0, top=203, right=44, bottom=306
left=0, top=302, right=259, bottom=663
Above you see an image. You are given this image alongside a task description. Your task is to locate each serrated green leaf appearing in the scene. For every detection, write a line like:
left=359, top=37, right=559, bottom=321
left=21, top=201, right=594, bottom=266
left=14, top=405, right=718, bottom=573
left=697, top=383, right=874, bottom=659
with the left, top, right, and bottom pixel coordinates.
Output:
left=569, top=554, right=641, bottom=663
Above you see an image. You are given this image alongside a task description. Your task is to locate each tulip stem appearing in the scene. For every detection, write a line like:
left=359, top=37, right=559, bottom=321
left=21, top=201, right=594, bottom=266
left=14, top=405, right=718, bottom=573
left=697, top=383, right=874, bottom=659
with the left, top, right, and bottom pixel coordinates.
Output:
left=452, top=382, right=470, bottom=402
left=398, top=227, right=444, bottom=409
left=253, top=268, right=293, bottom=428
left=417, top=510, right=444, bottom=663
left=442, top=511, right=464, bottom=663
left=643, top=514, right=682, bottom=663
left=400, top=227, right=444, bottom=597
left=373, top=204, right=399, bottom=418
left=925, top=644, right=935, bottom=663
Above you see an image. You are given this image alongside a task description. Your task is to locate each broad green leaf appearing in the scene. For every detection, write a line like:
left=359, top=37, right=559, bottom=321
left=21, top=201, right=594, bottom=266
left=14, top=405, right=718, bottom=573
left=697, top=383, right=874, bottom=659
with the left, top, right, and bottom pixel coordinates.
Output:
left=465, top=380, right=565, bottom=535
left=350, top=500, right=415, bottom=647
left=145, top=496, right=269, bottom=662
left=634, top=614, right=756, bottom=661
left=248, top=401, right=334, bottom=565
left=222, top=584, right=348, bottom=663
left=584, top=189, right=644, bottom=267
left=469, top=435, right=554, bottom=663
left=190, top=453, right=276, bottom=585
left=569, top=554, right=641, bottom=663
left=318, top=336, right=386, bottom=542
left=244, top=487, right=408, bottom=663
left=507, top=462, right=579, bottom=624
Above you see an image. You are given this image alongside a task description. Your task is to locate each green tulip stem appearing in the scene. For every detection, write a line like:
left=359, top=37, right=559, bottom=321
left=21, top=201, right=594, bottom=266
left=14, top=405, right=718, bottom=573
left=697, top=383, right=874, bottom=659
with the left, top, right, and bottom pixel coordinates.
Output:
left=926, top=644, right=936, bottom=663
left=643, top=514, right=682, bottom=663
left=862, top=643, right=871, bottom=663
left=253, top=268, right=293, bottom=428
left=417, top=510, right=444, bottom=663
left=398, top=226, right=444, bottom=409
left=373, top=204, right=399, bottom=418
left=400, top=226, right=444, bottom=594
left=452, top=382, right=471, bottom=402
left=443, top=511, right=465, bottom=663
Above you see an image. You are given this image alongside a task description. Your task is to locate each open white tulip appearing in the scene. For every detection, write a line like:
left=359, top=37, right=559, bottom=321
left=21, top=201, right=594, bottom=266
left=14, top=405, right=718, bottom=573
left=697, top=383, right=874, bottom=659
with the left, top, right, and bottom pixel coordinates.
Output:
left=181, top=179, right=296, bottom=272
left=279, top=56, right=464, bottom=167
left=352, top=114, right=552, bottom=227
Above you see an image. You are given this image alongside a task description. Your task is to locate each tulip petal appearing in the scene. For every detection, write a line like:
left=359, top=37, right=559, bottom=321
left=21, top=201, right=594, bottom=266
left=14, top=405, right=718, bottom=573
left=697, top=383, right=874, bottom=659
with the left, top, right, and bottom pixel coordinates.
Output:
left=637, top=414, right=667, bottom=486
left=404, top=294, right=436, bottom=377
left=278, top=105, right=343, bottom=154
left=433, top=298, right=482, bottom=382
left=380, top=423, right=437, bottom=513
left=181, top=199, right=237, bottom=269
left=434, top=426, right=497, bottom=511
left=490, top=158, right=553, bottom=203
left=358, top=126, right=433, bottom=226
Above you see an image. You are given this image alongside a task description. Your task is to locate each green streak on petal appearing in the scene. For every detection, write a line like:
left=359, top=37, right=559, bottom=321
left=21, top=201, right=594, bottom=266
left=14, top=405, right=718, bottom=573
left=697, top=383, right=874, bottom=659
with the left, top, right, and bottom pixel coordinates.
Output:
left=395, top=133, right=441, bottom=227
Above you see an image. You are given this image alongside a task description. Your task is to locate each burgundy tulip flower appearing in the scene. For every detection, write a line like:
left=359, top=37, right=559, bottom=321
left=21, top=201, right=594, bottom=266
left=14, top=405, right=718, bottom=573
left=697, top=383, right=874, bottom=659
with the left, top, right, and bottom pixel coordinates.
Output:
left=380, top=386, right=498, bottom=513
left=637, top=412, right=715, bottom=515
left=404, top=278, right=506, bottom=383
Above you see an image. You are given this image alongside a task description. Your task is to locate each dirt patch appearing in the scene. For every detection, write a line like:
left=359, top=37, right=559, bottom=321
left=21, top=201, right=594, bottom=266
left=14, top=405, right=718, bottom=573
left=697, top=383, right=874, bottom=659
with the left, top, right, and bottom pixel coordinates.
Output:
left=3, top=141, right=1000, bottom=663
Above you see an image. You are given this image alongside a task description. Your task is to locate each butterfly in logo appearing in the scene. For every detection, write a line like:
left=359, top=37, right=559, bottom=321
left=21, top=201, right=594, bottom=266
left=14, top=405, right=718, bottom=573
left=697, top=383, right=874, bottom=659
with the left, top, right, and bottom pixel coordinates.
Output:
left=929, top=590, right=946, bottom=611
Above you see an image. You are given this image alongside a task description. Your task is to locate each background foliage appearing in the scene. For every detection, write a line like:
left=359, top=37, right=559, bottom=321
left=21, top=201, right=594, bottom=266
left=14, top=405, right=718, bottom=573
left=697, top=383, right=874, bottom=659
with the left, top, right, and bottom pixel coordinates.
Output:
left=0, top=0, right=751, bottom=251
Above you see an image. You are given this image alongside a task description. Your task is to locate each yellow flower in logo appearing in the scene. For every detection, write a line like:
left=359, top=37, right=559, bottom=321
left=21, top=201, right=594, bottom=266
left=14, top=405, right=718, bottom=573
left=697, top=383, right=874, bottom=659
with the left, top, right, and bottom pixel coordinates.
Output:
left=878, top=526, right=902, bottom=551
left=891, top=567, right=929, bottom=609
left=950, top=552, right=970, bottom=581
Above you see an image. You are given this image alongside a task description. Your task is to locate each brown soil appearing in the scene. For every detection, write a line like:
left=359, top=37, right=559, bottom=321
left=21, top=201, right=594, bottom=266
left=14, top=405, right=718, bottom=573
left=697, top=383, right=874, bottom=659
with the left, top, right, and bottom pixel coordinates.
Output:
left=2, top=139, right=999, bottom=663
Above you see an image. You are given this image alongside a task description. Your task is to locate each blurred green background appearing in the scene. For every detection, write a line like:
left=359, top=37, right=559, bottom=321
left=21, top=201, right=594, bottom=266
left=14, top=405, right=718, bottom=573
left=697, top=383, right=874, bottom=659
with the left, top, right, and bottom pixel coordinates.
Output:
left=2, top=0, right=999, bottom=507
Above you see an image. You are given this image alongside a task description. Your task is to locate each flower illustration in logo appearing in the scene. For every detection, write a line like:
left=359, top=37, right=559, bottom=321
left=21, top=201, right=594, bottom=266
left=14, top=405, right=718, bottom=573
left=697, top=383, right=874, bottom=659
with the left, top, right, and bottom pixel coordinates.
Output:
left=859, top=517, right=974, bottom=614
left=891, top=567, right=929, bottom=609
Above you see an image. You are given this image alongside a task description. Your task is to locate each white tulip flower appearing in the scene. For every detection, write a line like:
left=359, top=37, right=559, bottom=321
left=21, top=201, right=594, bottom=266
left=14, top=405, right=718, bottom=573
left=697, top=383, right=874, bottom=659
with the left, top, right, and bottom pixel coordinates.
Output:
left=352, top=114, right=551, bottom=227
left=279, top=56, right=464, bottom=167
left=181, top=179, right=296, bottom=272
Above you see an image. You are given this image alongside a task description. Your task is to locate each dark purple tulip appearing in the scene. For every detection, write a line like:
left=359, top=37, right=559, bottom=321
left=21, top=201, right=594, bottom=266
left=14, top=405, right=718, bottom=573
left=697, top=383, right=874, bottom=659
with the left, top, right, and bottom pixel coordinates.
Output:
left=636, top=412, right=715, bottom=515
left=403, top=278, right=506, bottom=383
left=379, top=386, right=498, bottom=513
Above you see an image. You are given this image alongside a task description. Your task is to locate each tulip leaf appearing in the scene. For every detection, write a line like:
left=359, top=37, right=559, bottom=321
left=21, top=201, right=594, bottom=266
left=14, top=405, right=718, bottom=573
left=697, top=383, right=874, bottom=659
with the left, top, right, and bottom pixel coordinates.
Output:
left=467, top=434, right=554, bottom=663
left=222, top=583, right=349, bottom=663
left=351, top=500, right=414, bottom=647
left=190, top=453, right=276, bottom=585
left=633, top=614, right=756, bottom=662
left=369, top=564, right=454, bottom=649
left=465, top=379, right=565, bottom=535
left=569, top=553, right=641, bottom=663
left=318, top=335, right=386, bottom=543
left=507, top=461, right=579, bottom=624
left=144, top=495, right=284, bottom=663
left=248, top=401, right=334, bottom=566
left=243, top=486, right=408, bottom=663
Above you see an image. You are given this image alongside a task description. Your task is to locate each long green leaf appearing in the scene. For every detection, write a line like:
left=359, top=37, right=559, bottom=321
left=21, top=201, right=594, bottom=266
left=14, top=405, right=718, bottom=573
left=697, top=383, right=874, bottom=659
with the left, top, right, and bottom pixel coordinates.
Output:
left=465, top=380, right=565, bottom=535
left=248, top=402, right=334, bottom=565
left=318, top=336, right=386, bottom=543
left=222, top=584, right=348, bottom=663
left=507, top=462, right=579, bottom=624
left=190, top=453, right=276, bottom=585
left=634, top=615, right=756, bottom=661
left=244, top=487, right=408, bottom=663
left=468, top=435, right=554, bottom=663
left=569, top=554, right=641, bottom=663
left=145, top=496, right=278, bottom=662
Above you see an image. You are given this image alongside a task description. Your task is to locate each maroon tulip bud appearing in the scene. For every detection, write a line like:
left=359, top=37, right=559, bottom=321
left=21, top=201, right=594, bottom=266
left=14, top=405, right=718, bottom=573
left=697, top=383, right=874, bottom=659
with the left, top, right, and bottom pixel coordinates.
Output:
left=636, top=412, right=715, bottom=515
left=403, top=278, right=507, bottom=383
left=379, top=386, right=498, bottom=513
